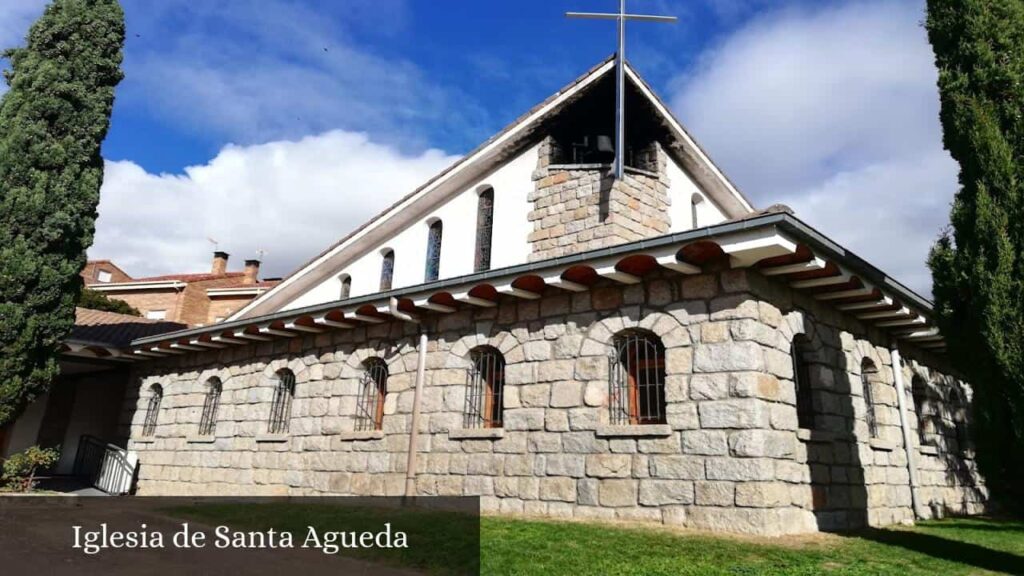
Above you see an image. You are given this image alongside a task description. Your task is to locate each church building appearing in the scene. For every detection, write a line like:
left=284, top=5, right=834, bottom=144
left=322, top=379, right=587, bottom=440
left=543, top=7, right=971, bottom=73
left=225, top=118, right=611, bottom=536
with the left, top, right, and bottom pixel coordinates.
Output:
left=116, top=57, right=986, bottom=534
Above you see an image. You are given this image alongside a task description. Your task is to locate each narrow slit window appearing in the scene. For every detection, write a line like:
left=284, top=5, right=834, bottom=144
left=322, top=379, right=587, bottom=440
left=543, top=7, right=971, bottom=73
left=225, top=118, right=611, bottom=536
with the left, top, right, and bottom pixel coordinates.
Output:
left=425, top=220, right=443, bottom=282
left=267, top=369, right=295, bottom=434
left=357, top=359, right=388, bottom=431
left=609, top=331, right=666, bottom=425
left=339, top=275, right=352, bottom=300
left=198, top=377, right=222, bottom=436
left=911, top=375, right=928, bottom=444
left=142, top=384, right=163, bottom=437
left=475, top=188, right=494, bottom=272
left=861, top=359, right=879, bottom=438
left=792, top=335, right=815, bottom=429
left=464, top=347, right=505, bottom=429
left=380, top=250, right=395, bottom=291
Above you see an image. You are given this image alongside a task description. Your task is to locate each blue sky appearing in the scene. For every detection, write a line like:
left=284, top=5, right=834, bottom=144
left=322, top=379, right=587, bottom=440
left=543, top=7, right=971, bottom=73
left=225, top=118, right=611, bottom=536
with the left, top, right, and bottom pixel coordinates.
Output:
left=0, top=0, right=954, bottom=296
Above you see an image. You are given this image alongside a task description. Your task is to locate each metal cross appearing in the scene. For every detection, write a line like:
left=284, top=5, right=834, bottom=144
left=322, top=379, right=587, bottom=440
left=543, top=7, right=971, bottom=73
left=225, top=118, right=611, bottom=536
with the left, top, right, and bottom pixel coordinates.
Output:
left=567, top=1, right=677, bottom=179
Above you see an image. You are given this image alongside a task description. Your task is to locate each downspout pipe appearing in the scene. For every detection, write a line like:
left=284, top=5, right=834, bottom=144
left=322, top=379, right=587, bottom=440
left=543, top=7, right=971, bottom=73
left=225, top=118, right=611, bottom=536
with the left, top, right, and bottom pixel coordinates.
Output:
left=891, top=344, right=924, bottom=520
left=405, top=329, right=429, bottom=498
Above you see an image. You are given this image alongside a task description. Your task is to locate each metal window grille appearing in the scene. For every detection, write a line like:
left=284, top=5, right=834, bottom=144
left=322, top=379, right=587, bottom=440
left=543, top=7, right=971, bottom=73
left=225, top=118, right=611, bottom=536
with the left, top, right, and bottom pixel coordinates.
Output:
left=357, top=359, right=388, bottom=431
left=609, top=332, right=666, bottom=425
left=464, top=347, right=505, bottom=429
left=425, top=221, right=443, bottom=282
left=380, top=250, right=395, bottom=291
left=340, top=275, right=351, bottom=299
left=142, top=385, right=162, bottom=437
left=198, top=377, right=222, bottom=436
left=861, top=361, right=879, bottom=438
left=475, top=189, right=494, bottom=272
left=792, top=337, right=815, bottom=429
left=267, top=370, right=295, bottom=434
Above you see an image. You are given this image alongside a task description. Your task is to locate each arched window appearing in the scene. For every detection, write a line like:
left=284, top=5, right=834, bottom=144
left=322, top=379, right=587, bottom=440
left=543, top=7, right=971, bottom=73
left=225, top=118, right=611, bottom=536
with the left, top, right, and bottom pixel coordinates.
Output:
left=142, top=384, right=163, bottom=437
left=268, top=369, right=295, bottom=434
left=380, top=249, right=395, bottom=291
left=198, top=377, right=222, bottom=436
left=609, top=331, right=666, bottom=425
left=475, top=187, right=494, bottom=272
left=861, top=359, right=879, bottom=438
left=357, top=358, right=388, bottom=431
left=465, top=347, right=505, bottom=429
left=792, top=335, right=815, bottom=430
left=339, top=274, right=352, bottom=300
left=425, top=220, right=443, bottom=282
left=911, top=375, right=929, bottom=444
left=690, top=193, right=704, bottom=229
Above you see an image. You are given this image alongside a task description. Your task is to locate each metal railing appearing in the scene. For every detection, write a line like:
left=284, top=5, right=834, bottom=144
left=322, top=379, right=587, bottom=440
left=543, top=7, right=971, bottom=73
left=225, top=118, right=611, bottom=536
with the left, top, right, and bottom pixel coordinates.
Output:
left=73, top=435, right=138, bottom=495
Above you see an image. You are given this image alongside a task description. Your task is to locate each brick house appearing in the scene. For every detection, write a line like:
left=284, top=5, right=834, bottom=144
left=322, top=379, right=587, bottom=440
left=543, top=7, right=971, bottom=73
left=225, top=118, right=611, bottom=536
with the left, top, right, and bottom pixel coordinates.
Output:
left=57, top=58, right=986, bottom=533
left=83, top=252, right=279, bottom=326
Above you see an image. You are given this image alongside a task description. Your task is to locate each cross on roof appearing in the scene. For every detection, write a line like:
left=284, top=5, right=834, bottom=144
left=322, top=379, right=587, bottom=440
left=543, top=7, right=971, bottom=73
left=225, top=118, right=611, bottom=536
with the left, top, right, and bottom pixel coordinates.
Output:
left=567, top=1, right=677, bottom=179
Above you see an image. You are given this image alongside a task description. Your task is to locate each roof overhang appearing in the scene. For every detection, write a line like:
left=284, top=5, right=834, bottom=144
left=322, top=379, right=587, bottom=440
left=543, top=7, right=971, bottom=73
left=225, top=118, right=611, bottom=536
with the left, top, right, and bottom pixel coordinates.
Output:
left=207, top=287, right=269, bottom=297
left=130, top=212, right=946, bottom=358
left=86, top=280, right=187, bottom=292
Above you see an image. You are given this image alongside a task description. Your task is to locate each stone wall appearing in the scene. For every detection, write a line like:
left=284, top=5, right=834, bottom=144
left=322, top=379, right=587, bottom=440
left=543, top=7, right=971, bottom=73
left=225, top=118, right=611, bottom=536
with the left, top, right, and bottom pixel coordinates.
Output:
left=123, top=267, right=985, bottom=535
left=528, top=137, right=671, bottom=261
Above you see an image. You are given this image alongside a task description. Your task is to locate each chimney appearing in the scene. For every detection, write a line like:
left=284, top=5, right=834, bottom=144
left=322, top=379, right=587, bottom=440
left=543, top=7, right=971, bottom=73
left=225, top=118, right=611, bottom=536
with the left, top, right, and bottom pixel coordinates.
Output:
left=212, top=251, right=229, bottom=276
left=243, top=259, right=260, bottom=285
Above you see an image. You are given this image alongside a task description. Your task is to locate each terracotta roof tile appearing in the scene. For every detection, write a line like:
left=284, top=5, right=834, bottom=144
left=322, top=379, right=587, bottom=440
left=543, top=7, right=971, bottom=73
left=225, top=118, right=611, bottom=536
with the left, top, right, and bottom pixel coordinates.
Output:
left=71, top=308, right=185, bottom=347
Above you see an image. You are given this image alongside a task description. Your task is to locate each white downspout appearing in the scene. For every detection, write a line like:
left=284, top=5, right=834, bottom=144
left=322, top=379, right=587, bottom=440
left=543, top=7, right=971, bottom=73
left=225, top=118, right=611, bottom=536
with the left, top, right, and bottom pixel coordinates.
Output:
left=891, top=344, right=924, bottom=519
left=405, top=329, right=428, bottom=498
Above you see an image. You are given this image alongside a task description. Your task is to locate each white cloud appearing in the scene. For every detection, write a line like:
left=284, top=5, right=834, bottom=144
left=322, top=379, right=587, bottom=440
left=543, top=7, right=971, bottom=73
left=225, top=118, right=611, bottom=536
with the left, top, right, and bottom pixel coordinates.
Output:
left=119, top=0, right=487, bottom=148
left=672, top=0, right=954, bottom=296
left=91, top=130, right=458, bottom=279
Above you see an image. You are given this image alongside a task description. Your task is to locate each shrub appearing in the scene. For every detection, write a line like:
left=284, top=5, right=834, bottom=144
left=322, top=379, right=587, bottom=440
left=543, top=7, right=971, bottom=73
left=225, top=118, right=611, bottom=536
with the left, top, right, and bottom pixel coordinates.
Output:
left=1, top=445, right=60, bottom=492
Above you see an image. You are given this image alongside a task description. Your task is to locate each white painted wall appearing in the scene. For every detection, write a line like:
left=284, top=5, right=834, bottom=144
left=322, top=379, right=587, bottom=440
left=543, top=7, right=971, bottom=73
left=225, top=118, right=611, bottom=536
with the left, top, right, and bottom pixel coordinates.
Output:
left=283, top=144, right=538, bottom=310
left=3, top=393, right=48, bottom=457
left=666, top=156, right=727, bottom=232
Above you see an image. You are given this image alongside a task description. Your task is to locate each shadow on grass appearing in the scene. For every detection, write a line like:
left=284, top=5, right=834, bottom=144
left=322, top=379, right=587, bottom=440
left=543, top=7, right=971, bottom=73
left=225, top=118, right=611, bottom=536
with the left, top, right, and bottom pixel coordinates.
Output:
left=856, top=527, right=1024, bottom=575
left=920, top=518, right=1024, bottom=533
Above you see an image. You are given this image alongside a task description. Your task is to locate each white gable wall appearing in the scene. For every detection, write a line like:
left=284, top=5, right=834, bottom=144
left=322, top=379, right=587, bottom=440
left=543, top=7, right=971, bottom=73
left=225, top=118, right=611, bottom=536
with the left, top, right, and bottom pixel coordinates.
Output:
left=282, top=144, right=538, bottom=311
left=666, top=155, right=727, bottom=232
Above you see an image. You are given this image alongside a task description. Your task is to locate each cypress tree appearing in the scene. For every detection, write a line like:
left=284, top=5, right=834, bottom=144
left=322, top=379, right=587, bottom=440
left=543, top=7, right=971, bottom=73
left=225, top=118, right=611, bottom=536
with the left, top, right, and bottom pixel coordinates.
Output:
left=0, top=0, right=124, bottom=426
left=926, top=0, right=1024, bottom=508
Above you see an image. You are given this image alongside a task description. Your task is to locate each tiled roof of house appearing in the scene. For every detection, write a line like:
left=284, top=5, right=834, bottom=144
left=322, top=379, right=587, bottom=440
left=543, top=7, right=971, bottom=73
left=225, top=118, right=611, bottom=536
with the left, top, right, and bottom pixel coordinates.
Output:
left=71, top=308, right=185, bottom=348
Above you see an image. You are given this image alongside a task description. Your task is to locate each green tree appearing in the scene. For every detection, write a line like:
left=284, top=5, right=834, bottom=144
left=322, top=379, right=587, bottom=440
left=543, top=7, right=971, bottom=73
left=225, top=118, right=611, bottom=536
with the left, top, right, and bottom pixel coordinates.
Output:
left=0, top=0, right=124, bottom=426
left=926, top=0, right=1024, bottom=508
left=78, top=288, right=140, bottom=316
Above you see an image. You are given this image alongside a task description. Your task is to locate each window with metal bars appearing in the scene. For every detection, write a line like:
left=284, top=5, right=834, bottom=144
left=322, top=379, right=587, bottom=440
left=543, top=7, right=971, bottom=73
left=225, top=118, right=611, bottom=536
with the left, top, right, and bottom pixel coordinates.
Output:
left=380, top=250, right=395, bottom=291
left=356, top=359, right=388, bottom=431
left=609, top=331, right=666, bottom=425
left=475, top=188, right=494, bottom=272
left=339, top=274, right=352, bottom=299
left=861, top=359, right=879, bottom=438
left=267, top=369, right=295, bottom=434
left=425, top=220, right=443, bottom=282
left=911, top=375, right=929, bottom=444
left=464, top=347, right=505, bottom=429
left=198, top=377, right=222, bottom=436
left=792, top=335, right=815, bottom=429
left=142, top=384, right=162, bottom=437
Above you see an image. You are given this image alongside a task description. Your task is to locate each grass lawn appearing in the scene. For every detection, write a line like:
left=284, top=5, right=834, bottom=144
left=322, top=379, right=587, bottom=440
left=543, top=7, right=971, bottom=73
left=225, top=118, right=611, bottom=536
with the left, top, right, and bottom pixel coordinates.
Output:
left=168, top=502, right=1024, bottom=575
left=481, top=516, right=1024, bottom=576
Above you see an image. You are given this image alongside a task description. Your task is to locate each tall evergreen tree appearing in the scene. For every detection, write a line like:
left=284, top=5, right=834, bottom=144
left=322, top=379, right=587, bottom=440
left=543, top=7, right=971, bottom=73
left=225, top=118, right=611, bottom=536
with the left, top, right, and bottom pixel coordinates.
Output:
left=0, top=0, right=124, bottom=426
left=926, top=0, right=1024, bottom=508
